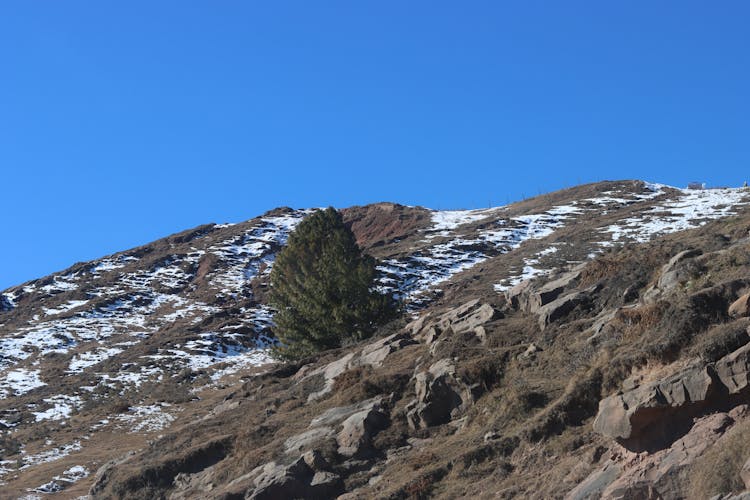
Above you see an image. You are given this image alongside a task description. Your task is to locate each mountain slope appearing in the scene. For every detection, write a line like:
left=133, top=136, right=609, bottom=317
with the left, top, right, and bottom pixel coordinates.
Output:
left=2, top=180, right=750, bottom=498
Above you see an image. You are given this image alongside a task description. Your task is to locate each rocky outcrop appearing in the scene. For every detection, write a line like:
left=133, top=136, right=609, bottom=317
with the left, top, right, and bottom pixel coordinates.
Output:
left=505, top=264, right=585, bottom=314
left=284, top=427, right=336, bottom=455
left=741, top=457, right=750, bottom=491
left=304, top=333, right=417, bottom=401
left=406, top=359, right=476, bottom=429
left=585, top=308, right=620, bottom=343
left=594, top=337, right=750, bottom=452
left=360, top=331, right=417, bottom=366
left=285, top=396, right=389, bottom=456
left=247, top=457, right=343, bottom=500
left=406, top=299, right=499, bottom=346
left=502, top=265, right=600, bottom=330
left=537, top=284, right=601, bottom=330
left=572, top=409, right=741, bottom=500
left=593, top=363, right=719, bottom=451
left=89, top=451, right=136, bottom=498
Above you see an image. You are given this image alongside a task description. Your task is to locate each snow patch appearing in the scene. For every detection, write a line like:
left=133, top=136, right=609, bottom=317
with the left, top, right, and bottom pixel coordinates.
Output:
left=68, top=347, right=124, bottom=373
left=0, top=368, right=46, bottom=397
left=32, top=395, right=83, bottom=422
left=379, top=205, right=579, bottom=306
left=604, top=187, right=750, bottom=243
left=429, top=209, right=496, bottom=235
left=40, top=277, right=78, bottom=294
left=91, top=255, right=139, bottom=273
left=43, top=300, right=89, bottom=316
left=31, top=465, right=89, bottom=493
left=115, top=404, right=176, bottom=433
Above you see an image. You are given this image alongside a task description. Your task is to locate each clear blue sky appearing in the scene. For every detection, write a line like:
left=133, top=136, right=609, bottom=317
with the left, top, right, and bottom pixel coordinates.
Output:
left=1, top=2, right=748, bottom=290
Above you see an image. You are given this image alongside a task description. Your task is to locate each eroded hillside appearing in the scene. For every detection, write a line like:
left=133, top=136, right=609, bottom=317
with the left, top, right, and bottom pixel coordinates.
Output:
left=2, top=180, right=750, bottom=499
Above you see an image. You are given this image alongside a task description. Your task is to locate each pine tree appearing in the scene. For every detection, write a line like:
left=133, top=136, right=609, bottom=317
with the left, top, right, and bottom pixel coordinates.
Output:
left=269, top=207, right=398, bottom=360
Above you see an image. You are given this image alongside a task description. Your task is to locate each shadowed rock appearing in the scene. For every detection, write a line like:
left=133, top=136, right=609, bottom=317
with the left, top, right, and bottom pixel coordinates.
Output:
left=593, top=364, right=717, bottom=451
left=406, top=359, right=475, bottom=429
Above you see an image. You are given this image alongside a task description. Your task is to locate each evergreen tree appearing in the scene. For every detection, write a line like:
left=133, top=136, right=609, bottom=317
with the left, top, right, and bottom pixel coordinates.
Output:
left=269, top=207, right=398, bottom=360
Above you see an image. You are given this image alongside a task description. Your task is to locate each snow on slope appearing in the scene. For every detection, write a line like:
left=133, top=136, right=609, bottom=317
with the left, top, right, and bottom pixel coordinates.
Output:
left=377, top=205, right=582, bottom=306
left=0, top=211, right=312, bottom=465
left=377, top=184, right=673, bottom=304
left=604, top=186, right=750, bottom=243
left=0, top=212, right=310, bottom=384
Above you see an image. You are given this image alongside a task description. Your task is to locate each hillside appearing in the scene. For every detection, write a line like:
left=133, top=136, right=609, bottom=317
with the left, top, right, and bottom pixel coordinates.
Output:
left=3, top=180, right=750, bottom=498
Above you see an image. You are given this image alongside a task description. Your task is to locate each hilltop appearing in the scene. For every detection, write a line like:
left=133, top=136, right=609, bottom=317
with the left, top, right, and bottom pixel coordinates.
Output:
left=3, top=180, right=750, bottom=498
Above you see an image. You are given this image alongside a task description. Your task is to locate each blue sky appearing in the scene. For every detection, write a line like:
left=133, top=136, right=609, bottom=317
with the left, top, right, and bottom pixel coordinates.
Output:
left=1, top=2, right=749, bottom=289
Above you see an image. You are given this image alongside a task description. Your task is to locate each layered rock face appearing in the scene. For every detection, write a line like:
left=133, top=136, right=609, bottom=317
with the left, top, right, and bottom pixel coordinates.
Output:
left=593, top=334, right=750, bottom=452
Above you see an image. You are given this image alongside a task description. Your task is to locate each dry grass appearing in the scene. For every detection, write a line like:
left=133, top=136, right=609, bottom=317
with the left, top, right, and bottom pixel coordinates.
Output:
left=689, top=318, right=750, bottom=362
left=689, top=418, right=750, bottom=499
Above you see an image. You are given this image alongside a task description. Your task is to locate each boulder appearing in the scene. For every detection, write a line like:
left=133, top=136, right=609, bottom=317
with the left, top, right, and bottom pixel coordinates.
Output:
left=730, top=293, right=750, bottom=318
left=309, top=396, right=386, bottom=428
left=336, top=407, right=389, bottom=457
left=593, top=364, right=716, bottom=451
left=406, top=359, right=474, bottom=429
left=284, top=427, right=336, bottom=455
left=249, top=458, right=312, bottom=500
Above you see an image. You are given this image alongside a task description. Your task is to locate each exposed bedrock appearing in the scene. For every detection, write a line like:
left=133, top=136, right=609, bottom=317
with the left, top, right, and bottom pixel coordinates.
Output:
left=405, top=298, right=501, bottom=346
left=594, top=336, right=750, bottom=452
